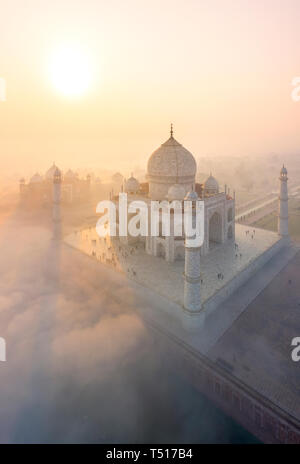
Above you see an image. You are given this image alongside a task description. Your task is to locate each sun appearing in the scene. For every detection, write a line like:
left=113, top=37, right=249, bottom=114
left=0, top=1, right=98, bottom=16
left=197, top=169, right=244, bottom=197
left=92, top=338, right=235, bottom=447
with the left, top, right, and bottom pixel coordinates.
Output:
left=49, top=44, right=92, bottom=98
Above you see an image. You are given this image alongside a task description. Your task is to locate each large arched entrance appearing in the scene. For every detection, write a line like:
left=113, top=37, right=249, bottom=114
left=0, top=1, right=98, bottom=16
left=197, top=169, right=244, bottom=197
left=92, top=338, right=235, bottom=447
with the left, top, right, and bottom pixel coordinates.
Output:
left=209, top=212, right=222, bottom=249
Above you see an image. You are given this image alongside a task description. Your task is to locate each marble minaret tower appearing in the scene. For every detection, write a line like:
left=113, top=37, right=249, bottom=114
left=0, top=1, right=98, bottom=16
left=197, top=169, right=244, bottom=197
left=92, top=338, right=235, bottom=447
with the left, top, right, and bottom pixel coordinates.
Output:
left=53, top=167, right=62, bottom=239
left=278, top=165, right=289, bottom=237
left=183, top=190, right=202, bottom=313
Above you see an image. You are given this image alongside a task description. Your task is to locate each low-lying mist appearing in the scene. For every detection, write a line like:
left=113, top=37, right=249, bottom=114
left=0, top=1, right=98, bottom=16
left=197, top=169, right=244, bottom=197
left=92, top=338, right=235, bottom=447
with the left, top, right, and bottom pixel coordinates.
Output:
left=0, top=208, right=255, bottom=443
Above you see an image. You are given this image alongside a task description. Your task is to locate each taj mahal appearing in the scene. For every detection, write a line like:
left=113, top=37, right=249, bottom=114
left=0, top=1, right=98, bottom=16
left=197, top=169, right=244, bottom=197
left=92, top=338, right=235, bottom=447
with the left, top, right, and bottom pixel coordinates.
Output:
left=56, top=126, right=289, bottom=328
left=47, top=128, right=300, bottom=444
left=120, top=125, right=235, bottom=261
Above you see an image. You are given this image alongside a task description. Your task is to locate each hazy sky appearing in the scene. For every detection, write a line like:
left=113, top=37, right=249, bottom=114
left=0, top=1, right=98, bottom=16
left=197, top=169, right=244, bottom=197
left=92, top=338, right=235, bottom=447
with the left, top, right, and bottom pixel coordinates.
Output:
left=1, top=0, right=300, bottom=174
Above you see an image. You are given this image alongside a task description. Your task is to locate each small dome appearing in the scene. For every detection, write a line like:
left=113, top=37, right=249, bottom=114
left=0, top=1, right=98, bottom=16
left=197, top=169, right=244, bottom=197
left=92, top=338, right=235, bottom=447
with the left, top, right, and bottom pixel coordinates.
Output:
left=64, top=169, right=77, bottom=179
left=30, top=173, right=43, bottom=184
left=112, top=172, right=123, bottom=182
left=184, top=189, right=198, bottom=201
left=280, top=165, right=288, bottom=175
left=204, top=174, right=219, bottom=194
left=167, top=184, right=185, bottom=201
left=125, top=175, right=139, bottom=194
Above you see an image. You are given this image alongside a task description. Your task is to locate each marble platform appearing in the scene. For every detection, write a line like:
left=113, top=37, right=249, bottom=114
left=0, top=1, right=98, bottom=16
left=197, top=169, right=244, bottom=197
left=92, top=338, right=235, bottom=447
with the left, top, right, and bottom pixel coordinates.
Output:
left=64, top=224, right=282, bottom=308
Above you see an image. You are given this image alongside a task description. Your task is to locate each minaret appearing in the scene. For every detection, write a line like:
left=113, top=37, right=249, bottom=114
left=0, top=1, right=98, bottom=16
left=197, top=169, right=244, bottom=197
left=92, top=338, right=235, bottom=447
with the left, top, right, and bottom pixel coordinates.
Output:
left=183, top=190, right=202, bottom=313
left=53, top=167, right=62, bottom=239
left=278, top=165, right=289, bottom=237
left=19, top=178, right=25, bottom=199
left=86, top=173, right=91, bottom=197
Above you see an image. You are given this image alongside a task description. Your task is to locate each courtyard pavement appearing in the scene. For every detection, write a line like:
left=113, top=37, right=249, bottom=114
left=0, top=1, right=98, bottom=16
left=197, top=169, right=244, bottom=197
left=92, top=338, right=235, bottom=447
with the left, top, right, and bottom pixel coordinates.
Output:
left=64, top=223, right=281, bottom=306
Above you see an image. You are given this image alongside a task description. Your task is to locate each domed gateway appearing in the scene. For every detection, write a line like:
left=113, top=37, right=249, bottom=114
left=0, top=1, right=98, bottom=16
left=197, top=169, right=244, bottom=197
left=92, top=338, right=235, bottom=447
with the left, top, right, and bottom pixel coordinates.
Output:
left=147, top=125, right=196, bottom=200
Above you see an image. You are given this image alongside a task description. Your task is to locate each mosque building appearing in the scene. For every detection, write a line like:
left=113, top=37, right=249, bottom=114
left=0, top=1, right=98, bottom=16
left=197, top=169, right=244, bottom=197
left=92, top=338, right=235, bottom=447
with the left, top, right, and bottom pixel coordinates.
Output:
left=19, top=163, right=91, bottom=205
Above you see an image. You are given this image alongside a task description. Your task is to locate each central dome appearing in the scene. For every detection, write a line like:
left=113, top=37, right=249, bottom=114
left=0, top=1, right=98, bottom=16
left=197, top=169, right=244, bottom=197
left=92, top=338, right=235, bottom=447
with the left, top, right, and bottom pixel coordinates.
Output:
left=147, top=136, right=196, bottom=179
left=147, top=128, right=197, bottom=200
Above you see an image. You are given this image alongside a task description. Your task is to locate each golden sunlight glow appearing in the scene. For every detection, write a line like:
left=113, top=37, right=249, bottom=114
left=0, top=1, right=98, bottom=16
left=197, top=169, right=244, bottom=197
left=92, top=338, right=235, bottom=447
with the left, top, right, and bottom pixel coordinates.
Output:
left=49, top=44, right=92, bottom=97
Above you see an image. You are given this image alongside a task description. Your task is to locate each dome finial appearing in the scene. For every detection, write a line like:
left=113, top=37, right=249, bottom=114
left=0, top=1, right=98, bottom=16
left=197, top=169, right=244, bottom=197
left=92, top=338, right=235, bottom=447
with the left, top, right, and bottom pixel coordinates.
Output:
left=170, top=123, right=173, bottom=138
